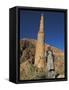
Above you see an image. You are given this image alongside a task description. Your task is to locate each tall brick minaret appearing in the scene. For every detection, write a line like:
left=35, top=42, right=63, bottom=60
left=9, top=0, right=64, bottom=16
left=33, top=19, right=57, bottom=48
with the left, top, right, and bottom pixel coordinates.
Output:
left=34, top=14, right=45, bottom=70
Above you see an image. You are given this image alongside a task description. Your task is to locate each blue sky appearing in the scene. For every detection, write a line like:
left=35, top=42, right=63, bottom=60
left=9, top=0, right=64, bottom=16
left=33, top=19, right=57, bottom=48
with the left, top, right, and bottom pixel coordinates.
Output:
left=20, top=10, right=64, bottom=51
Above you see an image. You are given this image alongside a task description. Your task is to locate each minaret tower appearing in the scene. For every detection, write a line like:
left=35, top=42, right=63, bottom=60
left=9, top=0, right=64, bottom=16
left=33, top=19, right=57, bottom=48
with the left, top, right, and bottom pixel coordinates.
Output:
left=35, top=14, right=45, bottom=70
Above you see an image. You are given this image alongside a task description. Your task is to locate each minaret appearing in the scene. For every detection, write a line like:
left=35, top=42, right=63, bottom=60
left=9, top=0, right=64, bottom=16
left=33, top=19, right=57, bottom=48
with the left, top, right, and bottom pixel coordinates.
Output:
left=34, top=14, right=45, bottom=71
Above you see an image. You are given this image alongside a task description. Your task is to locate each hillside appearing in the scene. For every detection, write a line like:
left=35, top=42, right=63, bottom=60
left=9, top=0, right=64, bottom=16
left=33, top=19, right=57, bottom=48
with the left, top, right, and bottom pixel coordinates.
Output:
left=20, top=39, right=64, bottom=80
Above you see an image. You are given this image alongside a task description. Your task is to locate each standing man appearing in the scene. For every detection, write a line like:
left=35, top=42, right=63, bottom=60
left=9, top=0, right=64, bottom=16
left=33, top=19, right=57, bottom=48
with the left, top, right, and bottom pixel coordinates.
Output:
left=46, top=47, right=55, bottom=78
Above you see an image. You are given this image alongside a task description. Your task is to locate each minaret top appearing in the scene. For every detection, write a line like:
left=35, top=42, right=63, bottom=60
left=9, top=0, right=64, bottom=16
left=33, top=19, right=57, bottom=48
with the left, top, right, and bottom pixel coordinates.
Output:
left=39, top=13, right=44, bottom=32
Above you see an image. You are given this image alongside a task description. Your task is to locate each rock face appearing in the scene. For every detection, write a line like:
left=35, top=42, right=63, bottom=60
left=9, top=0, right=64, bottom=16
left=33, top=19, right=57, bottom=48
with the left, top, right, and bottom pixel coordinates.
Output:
left=46, top=48, right=55, bottom=78
left=20, top=39, right=64, bottom=80
left=20, top=39, right=35, bottom=64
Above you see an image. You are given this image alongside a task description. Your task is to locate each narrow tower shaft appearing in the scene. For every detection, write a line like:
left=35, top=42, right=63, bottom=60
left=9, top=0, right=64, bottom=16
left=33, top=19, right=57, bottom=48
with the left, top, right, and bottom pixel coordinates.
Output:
left=39, top=13, right=44, bottom=32
left=35, top=14, right=45, bottom=70
left=38, top=14, right=44, bottom=44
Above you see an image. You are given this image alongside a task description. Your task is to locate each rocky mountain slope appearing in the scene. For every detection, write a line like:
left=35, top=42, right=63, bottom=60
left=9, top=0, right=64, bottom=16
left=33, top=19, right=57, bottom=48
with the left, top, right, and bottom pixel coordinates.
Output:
left=20, top=39, right=64, bottom=80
